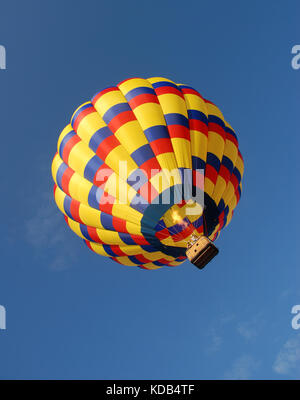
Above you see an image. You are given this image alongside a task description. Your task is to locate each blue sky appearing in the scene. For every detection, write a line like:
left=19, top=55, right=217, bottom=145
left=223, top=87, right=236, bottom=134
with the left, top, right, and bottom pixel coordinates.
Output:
left=0, top=0, right=299, bottom=379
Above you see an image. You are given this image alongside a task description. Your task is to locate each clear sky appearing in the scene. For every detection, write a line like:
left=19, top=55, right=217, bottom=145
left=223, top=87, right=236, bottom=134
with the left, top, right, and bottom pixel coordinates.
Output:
left=0, top=0, right=299, bottom=380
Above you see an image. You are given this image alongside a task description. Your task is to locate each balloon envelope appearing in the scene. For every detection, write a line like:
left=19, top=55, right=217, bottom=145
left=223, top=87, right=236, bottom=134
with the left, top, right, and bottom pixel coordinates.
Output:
left=51, top=77, right=244, bottom=269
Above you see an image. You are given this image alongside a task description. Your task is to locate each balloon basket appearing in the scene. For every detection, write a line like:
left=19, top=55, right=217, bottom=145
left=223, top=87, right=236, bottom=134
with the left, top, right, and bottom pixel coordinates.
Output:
left=186, top=236, right=219, bottom=269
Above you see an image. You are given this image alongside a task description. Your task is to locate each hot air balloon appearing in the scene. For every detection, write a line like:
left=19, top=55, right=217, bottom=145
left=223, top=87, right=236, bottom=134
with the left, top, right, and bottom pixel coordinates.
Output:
left=51, top=77, right=244, bottom=270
